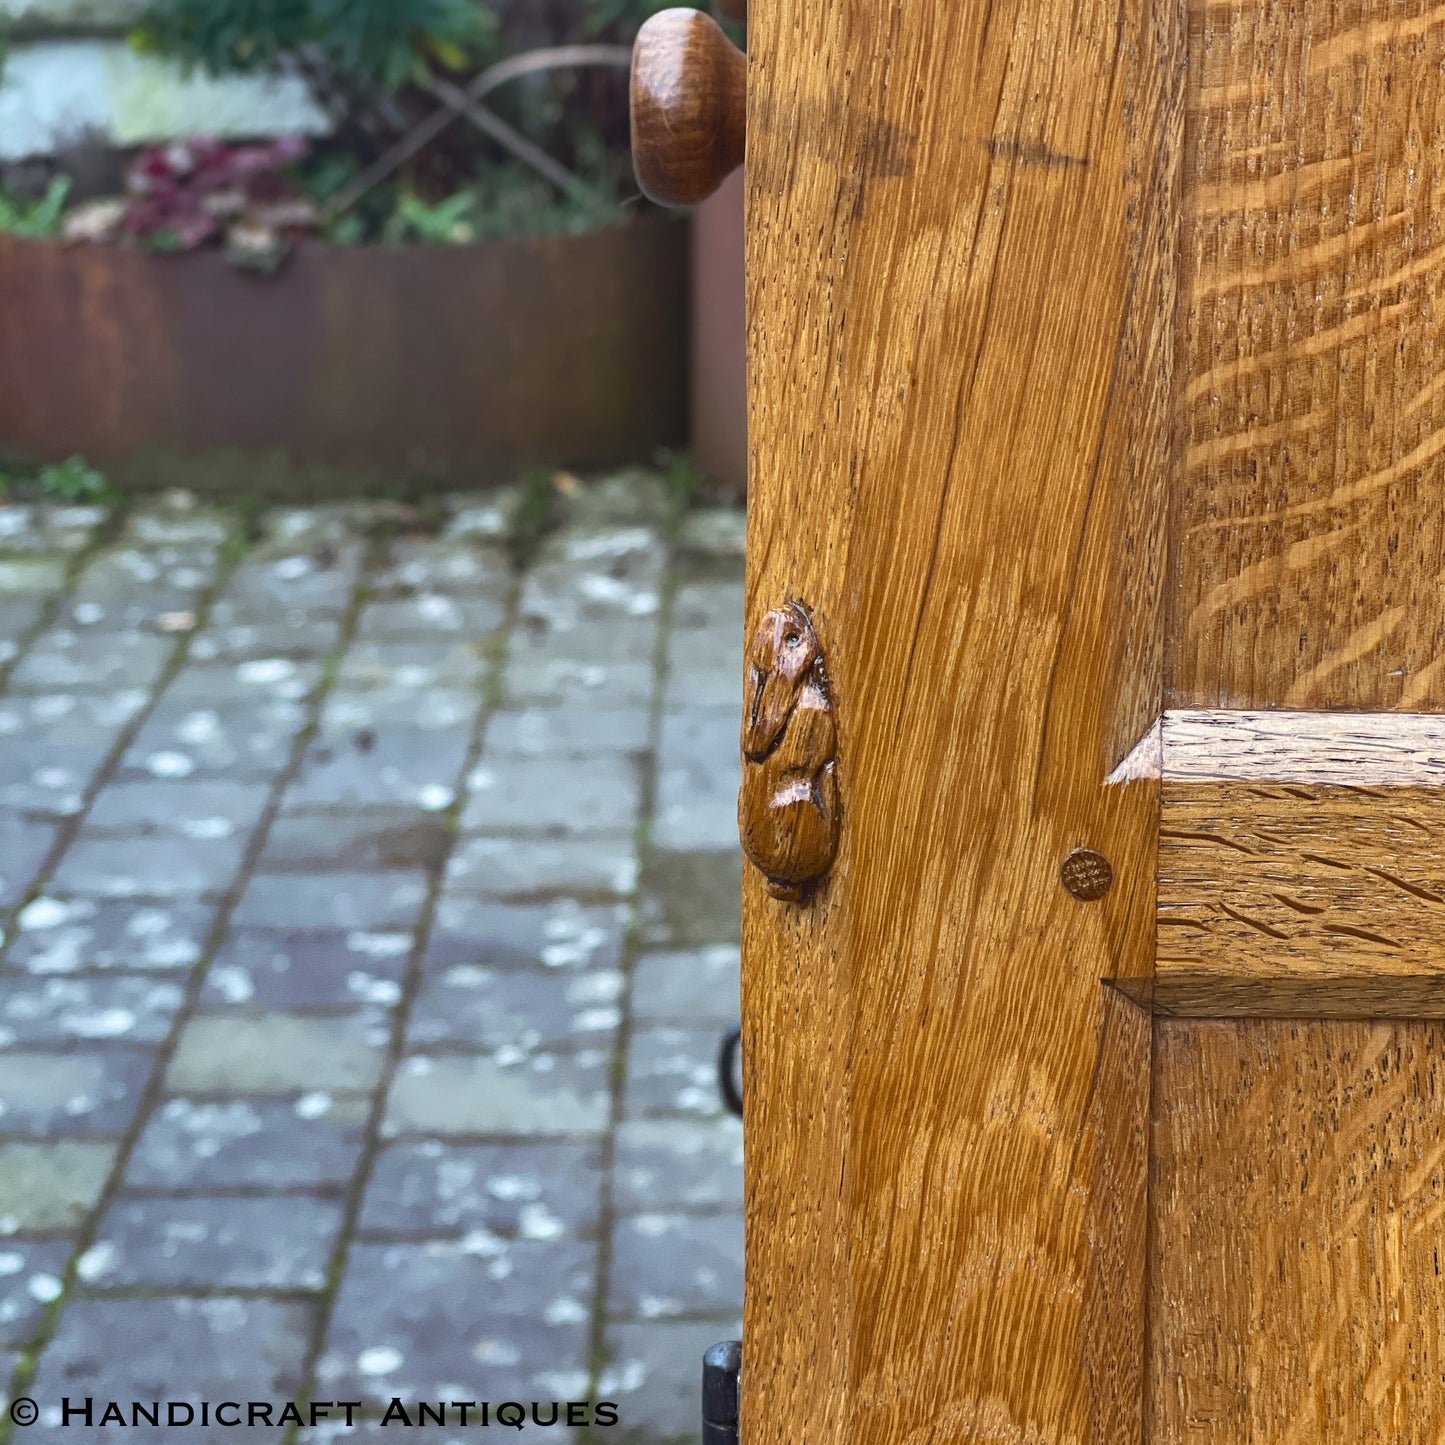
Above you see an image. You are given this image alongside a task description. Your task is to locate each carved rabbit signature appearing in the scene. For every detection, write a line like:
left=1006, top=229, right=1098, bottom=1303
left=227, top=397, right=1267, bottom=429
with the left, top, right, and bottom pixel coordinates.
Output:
left=738, top=602, right=840, bottom=902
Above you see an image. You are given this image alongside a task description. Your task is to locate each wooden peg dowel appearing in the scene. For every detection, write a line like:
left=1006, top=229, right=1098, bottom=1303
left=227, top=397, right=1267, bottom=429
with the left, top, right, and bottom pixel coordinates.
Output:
left=631, top=8, right=746, bottom=207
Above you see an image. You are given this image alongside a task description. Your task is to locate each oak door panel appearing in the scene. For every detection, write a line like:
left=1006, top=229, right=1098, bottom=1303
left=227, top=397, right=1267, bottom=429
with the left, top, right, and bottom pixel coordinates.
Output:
left=1148, top=1019, right=1445, bottom=1443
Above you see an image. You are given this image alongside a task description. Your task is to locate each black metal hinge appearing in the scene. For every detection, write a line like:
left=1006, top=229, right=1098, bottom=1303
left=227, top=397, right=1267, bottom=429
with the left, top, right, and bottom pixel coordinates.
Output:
left=703, top=1340, right=741, bottom=1445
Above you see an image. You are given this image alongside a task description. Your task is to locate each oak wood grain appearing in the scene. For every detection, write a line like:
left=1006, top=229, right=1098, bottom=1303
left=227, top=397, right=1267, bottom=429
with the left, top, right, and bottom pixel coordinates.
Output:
left=741, top=0, right=1185, bottom=1438
left=1168, top=0, right=1445, bottom=711
left=1155, top=709, right=1445, bottom=981
left=1148, top=1020, right=1445, bottom=1442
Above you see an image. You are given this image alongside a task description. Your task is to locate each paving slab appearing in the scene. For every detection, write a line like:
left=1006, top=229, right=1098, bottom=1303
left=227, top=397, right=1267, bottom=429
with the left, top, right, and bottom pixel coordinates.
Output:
left=0, top=1240, right=72, bottom=1347
left=83, top=1196, right=343, bottom=1290
left=316, top=1239, right=595, bottom=1406
left=167, top=1013, right=390, bottom=1096
left=613, top=1119, right=745, bottom=1213
left=6, top=898, right=215, bottom=974
left=48, top=834, right=249, bottom=900
left=0, top=1048, right=154, bottom=1137
left=0, top=1141, right=116, bottom=1234
left=485, top=707, right=651, bottom=758
left=406, top=965, right=623, bottom=1052
left=359, top=1141, right=602, bottom=1241
left=601, top=1319, right=744, bottom=1444
left=606, top=1213, right=745, bottom=1322
left=28, top=1297, right=314, bottom=1442
left=286, top=730, right=470, bottom=812
left=10, top=629, right=173, bottom=693
left=0, top=486, right=752, bottom=1426
left=461, top=757, right=643, bottom=837
left=232, top=872, right=430, bottom=931
left=445, top=836, right=638, bottom=901
left=631, top=946, right=741, bottom=1026
left=121, top=694, right=307, bottom=779
left=624, top=1027, right=731, bottom=1119
left=383, top=1051, right=611, bottom=1140
left=126, top=1095, right=370, bottom=1190
left=202, top=929, right=411, bottom=1011
left=424, top=900, right=628, bottom=973
left=0, top=975, right=185, bottom=1047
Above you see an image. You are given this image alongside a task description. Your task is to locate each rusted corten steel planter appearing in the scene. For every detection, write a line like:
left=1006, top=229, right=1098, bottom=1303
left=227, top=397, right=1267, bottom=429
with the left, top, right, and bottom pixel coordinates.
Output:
left=0, top=218, right=689, bottom=492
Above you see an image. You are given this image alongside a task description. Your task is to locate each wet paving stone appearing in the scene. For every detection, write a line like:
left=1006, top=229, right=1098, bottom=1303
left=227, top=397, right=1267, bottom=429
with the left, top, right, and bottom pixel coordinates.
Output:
left=121, top=695, right=307, bottom=779
left=287, top=731, right=470, bottom=810
left=606, top=1213, right=745, bottom=1321
left=82, top=780, right=271, bottom=838
left=321, top=687, right=478, bottom=735
left=371, top=538, right=510, bottom=598
left=503, top=659, right=657, bottom=710
left=653, top=709, right=741, bottom=852
left=0, top=815, right=55, bottom=908
left=359, top=1141, right=602, bottom=1241
left=10, top=630, right=173, bottom=693
left=613, top=1119, right=744, bottom=1214
left=83, top=1196, right=343, bottom=1290
left=665, top=581, right=746, bottom=708
left=0, top=602, right=47, bottom=665
left=0, top=504, right=107, bottom=555
left=0, top=691, right=149, bottom=740
left=445, top=837, right=638, bottom=900
left=485, top=707, right=651, bottom=758
left=0, top=1049, right=155, bottom=1137
left=0, top=1141, right=116, bottom=1233
left=384, top=1051, right=611, bottom=1139
left=0, top=1240, right=72, bottom=1346
left=631, top=946, right=741, bottom=1026
left=316, top=1239, right=595, bottom=1406
left=162, top=658, right=323, bottom=706
left=0, top=741, right=112, bottom=817
left=0, top=976, right=185, bottom=1047
left=601, top=1318, right=744, bottom=1445
left=639, top=851, right=743, bottom=948
left=460, top=758, right=643, bottom=837
left=407, top=966, right=622, bottom=1052
left=0, top=557, right=69, bottom=600
left=522, top=528, right=665, bottom=623
left=357, top=594, right=507, bottom=641
left=7, top=898, right=215, bottom=974
left=30, top=1296, right=314, bottom=1442
left=260, top=811, right=453, bottom=874
left=223, top=548, right=361, bottom=616
left=424, top=900, right=627, bottom=973
left=189, top=601, right=345, bottom=663
left=624, top=1028, right=728, bottom=1119
left=202, top=929, right=411, bottom=1011
left=232, top=872, right=430, bottom=932
left=126, top=1095, right=370, bottom=1190
left=0, top=486, right=754, bottom=1420
left=302, top=1423, right=578, bottom=1444
left=339, top=641, right=490, bottom=691
left=48, top=834, right=249, bottom=900
left=122, top=497, right=232, bottom=550
left=167, top=1013, right=390, bottom=1096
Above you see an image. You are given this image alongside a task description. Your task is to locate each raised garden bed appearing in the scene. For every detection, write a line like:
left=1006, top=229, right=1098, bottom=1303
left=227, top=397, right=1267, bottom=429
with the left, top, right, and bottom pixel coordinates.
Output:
left=0, top=216, right=689, bottom=495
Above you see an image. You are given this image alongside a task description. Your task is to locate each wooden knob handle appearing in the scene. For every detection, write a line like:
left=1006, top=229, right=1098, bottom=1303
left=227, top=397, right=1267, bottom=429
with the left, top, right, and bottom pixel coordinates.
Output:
left=631, top=8, right=746, bottom=207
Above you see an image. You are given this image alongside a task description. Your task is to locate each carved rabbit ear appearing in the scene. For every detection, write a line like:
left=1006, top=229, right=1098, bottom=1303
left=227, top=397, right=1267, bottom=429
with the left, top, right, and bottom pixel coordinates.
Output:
left=742, top=604, right=820, bottom=758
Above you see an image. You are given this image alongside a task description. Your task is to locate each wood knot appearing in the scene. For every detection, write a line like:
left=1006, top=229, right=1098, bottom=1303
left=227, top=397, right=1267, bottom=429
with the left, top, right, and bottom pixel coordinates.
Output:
left=1061, top=848, right=1113, bottom=902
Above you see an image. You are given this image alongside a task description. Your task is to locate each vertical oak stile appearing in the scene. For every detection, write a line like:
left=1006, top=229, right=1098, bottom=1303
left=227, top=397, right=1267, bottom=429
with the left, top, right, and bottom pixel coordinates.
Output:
left=742, top=0, right=1185, bottom=1439
left=1151, top=1, right=1445, bottom=1438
